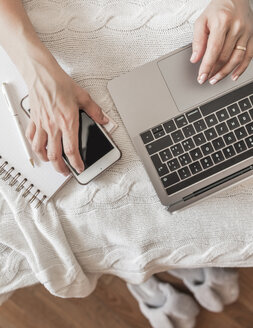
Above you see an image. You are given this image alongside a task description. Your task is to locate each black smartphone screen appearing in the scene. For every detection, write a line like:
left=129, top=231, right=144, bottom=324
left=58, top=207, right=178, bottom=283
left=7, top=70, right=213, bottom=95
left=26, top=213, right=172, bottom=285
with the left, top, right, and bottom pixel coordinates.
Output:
left=63, top=111, right=113, bottom=175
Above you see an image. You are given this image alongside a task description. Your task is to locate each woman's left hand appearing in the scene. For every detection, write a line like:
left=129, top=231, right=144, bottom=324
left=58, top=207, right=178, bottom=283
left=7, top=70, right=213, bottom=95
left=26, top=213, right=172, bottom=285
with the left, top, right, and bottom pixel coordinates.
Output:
left=191, top=0, right=253, bottom=85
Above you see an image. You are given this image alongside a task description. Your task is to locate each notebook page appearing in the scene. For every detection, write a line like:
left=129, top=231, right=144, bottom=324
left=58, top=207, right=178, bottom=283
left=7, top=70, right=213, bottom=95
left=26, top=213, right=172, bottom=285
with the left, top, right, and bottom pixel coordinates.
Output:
left=0, top=46, right=70, bottom=201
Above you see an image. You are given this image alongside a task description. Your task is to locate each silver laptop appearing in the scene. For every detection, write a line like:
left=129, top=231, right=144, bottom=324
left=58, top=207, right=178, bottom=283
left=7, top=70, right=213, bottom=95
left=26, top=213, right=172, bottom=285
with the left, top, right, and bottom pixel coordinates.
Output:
left=108, top=44, right=253, bottom=212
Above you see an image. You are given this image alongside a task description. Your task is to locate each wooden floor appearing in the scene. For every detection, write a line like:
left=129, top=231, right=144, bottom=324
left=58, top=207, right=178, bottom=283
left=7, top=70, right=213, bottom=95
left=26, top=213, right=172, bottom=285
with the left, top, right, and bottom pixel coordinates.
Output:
left=0, top=268, right=253, bottom=328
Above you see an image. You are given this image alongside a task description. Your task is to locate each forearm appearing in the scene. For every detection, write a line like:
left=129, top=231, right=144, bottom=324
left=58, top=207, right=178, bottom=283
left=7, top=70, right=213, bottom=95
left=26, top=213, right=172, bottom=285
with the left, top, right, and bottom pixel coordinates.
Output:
left=0, top=0, right=57, bottom=86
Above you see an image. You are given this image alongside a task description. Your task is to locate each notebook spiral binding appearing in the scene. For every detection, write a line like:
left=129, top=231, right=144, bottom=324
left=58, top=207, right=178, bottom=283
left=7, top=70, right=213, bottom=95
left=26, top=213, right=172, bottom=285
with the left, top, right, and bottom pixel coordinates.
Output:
left=0, top=155, right=47, bottom=208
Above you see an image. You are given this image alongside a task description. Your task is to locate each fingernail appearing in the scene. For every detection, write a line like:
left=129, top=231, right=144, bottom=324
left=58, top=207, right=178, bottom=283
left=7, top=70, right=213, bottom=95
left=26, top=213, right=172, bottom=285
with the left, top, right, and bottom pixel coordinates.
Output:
left=190, top=51, right=197, bottom=63
left=63, top=171, right=70, bottom=177
left=209, top=78, right=217, bottom=85
left=78, top=166, right=84, bottom=174
left=102, top=116, right=109, bottom=123
left=232, top=75, right=238, bottom=81
left=198, top=73, right=208, bottom=85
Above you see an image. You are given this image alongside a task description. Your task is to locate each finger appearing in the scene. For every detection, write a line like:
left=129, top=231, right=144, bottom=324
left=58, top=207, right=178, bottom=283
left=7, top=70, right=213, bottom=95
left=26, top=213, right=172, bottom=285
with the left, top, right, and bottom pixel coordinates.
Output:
left=198, top=24, right=228, bottom=84
left=191, top=16, right=209, bottom=63
left=208, top=25, right=243, bottom=78
left=62, top=116, right=84, bottom=174
left=77, top=89, right=108, bottom=125
left=209, top=37, right=249, bottom=85
left=232, top=39, right=253, bottom=81
left=25, top=120, right=36, bottom=143
left=31, top=127, right=49, bottom=162
left=47, top=130, right=70, bottom=176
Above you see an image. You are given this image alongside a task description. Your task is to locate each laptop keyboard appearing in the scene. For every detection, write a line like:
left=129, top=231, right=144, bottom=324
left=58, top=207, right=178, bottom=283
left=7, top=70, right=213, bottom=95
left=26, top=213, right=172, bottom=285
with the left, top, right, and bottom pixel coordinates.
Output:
left=140, top=82, right=253, bottom=196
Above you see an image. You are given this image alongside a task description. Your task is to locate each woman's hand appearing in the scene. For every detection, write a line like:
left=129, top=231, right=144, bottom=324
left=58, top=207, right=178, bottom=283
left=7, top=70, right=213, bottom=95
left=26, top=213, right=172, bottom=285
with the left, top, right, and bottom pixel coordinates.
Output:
left=191, top=0, right=253, bottom=85
left=0, top=0, right=108, bottom=176
left=25, top=61, right=108, bottom=176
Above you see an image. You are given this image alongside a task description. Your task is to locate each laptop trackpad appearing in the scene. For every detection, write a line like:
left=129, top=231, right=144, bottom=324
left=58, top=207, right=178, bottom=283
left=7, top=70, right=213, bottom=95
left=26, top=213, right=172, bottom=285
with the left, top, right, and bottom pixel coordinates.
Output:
left=157, top=46, right=249, bottom=113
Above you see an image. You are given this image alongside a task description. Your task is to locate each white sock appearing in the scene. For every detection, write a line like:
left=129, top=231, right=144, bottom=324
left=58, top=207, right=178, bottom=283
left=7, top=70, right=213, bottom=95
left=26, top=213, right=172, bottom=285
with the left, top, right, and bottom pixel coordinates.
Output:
left=127, top=276, right=199, bottom=328
left=168, top=268, right=239, bottom=312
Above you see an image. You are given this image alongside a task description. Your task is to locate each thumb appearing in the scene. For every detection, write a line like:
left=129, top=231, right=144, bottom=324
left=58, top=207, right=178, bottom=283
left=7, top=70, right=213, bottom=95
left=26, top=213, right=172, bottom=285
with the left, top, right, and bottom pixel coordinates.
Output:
left=191, top=16, right=209, bottom=63
left=77, top=88, right=108, bottom=125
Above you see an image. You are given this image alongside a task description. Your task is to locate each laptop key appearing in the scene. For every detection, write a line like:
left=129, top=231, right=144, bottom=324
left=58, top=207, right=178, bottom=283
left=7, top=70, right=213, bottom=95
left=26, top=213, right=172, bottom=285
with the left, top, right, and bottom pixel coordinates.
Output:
left=245, top=136, right=253, bottom=148
left=234, top=126, right=247, bottom=140
left=189, top=161, right=202, bottom=175
left=171, top=130, right=184, bottom=143
left=227, top=103, right=240, bottom=116
left=194, top=119, right=207, bottom=132
left=227, top=117, right=240, bottom=130
left=204, top=127, right=217, bottom=141
left=171, top=143, right=184, bottom=157
left=234, top=140, right=247, bottom=154
left=166, top=148, right=253, bottom=196
left=216, top=122, right=228, bottom=135
left=216, top=108, right=229, bottom=122
left=212, top=137, right=225, bottom=151
left=163, top=120, right=176, bottom=133
left=223, top=132, right=236, bottom=145
left=161, top=172, right=180, bottom=188
left=175, top=115, right=188, bottom=128
left=178, top=167, right=191, bottom=180
left=190, top=148, right=203, bottom=161
left=193, top=132, right=206, bottom=146
left=152, top=125, right=163, bottom=134
left=146, top=135, right=173, bottom=155
left=249, top=108, right=253, bottom=120
left=201, top=142, right=214, bottom=156
left=151, top=154, right=169, bottom=177
left=182, top=138, right=195, bottom=151
left=205, top=114, right=218, bottom=127
left=238, top=112, right=251, bottom=125
left=159, top=148, right=172, bottom=162
left=178, top=153, right=192, bottom=166
left=140, top=130, right=154, bottom=144
left=153, top=129, right=165, bottom=139
left=246, top=122, right=253, bottom=135
left=223, top=145, right=236, bottom=159
left=200, top=156, right=213, bottom=169
left=186, top=108, right=202, bottom=123
left=212, top=151, right=225, bottom=164
left=182, top=125, right=196, bottom=138
left=250, top=95, right=253, bottom=106
left=239, top=98, right=252, bottom=111
left=167, top=158, right=180, bottom=171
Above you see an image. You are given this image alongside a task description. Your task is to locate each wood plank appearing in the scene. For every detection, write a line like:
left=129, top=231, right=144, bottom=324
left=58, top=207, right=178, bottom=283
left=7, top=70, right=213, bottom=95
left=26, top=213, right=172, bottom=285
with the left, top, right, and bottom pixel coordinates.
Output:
left=0, top=269, right=253, bottom=328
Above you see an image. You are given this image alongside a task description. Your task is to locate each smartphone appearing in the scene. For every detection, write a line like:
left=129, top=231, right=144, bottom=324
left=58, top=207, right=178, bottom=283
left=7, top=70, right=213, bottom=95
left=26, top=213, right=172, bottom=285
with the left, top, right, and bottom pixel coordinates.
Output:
left=21, top=96, right=121, bottom=184
left=62, top=110, right=121, bottom=184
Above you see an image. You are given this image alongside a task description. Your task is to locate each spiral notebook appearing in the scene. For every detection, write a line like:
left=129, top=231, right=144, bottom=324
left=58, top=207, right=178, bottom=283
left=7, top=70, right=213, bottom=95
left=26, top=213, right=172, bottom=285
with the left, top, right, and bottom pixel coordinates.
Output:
left=0, top=47, right=70, bottom=208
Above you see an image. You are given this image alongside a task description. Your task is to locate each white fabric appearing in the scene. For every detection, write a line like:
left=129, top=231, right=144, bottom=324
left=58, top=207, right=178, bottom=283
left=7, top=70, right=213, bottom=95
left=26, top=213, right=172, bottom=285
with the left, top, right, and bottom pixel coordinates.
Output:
left=1, top=0, right=253, bottom=300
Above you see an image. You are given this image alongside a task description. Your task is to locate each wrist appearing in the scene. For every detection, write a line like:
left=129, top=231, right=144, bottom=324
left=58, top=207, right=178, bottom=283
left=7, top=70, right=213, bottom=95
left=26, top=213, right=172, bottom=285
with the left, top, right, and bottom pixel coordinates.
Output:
left=8, top=23, right=59, bottom=87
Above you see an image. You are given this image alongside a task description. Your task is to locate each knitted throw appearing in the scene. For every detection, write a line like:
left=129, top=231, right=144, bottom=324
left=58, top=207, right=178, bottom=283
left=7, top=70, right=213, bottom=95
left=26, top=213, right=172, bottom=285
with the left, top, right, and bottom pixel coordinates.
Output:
left=1, top=0, right=253, bottom=300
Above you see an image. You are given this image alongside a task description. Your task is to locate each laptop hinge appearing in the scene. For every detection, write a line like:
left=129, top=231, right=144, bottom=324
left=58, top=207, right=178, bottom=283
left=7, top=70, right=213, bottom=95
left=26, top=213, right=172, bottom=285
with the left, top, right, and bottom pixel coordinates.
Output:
left=182, top=165, right=253, bottom=202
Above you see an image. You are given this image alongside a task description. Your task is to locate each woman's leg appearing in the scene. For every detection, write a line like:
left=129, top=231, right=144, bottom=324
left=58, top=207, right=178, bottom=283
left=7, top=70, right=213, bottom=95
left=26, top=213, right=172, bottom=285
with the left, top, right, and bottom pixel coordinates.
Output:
left=127, top=275, right=199, bottom=328
left=127, top=268, right=239, bottom=328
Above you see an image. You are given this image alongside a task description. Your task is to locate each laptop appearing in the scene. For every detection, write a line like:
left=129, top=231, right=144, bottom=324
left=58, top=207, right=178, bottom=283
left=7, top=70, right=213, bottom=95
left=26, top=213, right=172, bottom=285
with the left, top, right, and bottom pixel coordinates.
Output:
left=108, top=44, right=253, bottom=212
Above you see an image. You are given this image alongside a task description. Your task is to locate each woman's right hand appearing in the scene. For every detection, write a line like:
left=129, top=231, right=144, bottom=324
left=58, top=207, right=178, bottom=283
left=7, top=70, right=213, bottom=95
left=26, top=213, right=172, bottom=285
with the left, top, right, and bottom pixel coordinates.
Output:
left=25, top=60, right=108, bottom=176
left=0, top=0, right=108, bottom=176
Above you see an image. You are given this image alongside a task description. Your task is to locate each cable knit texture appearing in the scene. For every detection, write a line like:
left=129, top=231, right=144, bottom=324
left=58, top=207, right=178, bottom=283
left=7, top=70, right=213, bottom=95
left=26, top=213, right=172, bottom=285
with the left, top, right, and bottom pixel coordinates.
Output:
left=1, top=0, right=253, bottom=299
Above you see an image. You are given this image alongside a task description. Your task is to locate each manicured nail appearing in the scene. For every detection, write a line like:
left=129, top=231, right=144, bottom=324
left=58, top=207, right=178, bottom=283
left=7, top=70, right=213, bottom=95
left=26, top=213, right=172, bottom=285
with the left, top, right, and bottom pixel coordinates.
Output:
left=209, top=78, right=217, bottom=85
left=190, top=51, right=197, bottom=63
left=232, top=75, right=238, bottom=81
left=198, top=73, right=208, bottom=85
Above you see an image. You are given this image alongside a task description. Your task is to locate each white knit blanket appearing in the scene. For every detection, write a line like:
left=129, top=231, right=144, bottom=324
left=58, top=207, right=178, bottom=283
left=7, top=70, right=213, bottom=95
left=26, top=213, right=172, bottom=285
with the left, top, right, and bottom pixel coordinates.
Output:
left=1, top=0, right=253, bottom=301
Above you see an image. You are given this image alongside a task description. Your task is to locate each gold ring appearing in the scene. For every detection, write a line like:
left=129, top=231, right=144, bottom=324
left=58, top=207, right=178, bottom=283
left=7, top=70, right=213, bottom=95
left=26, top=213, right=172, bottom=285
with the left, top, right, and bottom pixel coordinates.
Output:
left=235, top=45, right=247, bottom=51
